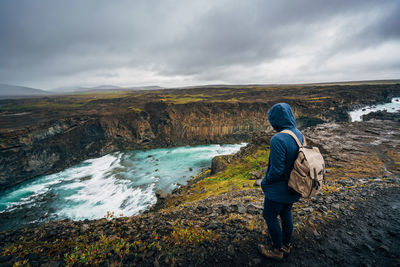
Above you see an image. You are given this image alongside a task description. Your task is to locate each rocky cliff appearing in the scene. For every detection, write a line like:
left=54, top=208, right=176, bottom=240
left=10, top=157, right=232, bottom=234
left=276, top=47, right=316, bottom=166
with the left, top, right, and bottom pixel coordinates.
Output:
left=0, top=103, right=271, bottom=190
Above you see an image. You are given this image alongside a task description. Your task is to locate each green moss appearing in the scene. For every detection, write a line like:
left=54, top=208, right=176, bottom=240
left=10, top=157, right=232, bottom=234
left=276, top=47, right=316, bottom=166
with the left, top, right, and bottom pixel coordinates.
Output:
left=2, top=230, right=162, bottom=266
left=305, top=96, right=332, bottom=101
left=178, top=146, right=269, bottom=203
left=160, top=95, right=206, bottom=104
left=207, top=97, right=240, bottom=103
left=128, top=106, right=143, bottom=113
left=0, top=102, right=87, bottom=111
left=165, top=223, right=219, bottom=248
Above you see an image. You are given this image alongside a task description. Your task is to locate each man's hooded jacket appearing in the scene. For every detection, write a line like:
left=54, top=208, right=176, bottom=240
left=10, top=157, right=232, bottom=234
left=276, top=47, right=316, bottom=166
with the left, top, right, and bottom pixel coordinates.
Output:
left=261, top=103, right=302, bottom=203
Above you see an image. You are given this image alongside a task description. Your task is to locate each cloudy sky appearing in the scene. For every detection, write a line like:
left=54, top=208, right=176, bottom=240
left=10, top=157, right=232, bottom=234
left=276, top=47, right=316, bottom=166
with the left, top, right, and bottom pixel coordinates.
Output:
left=0, top=0, right=399, bottom=90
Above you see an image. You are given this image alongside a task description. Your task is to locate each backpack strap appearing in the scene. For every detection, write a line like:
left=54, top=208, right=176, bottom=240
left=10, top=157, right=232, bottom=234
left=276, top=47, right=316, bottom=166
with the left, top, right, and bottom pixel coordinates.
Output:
left=280, top=130, right=305, bottom=147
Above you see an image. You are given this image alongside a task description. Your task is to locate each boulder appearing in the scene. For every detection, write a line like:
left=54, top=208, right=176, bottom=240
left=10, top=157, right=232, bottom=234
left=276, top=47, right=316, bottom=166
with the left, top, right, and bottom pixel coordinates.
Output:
left=249, top=168, right=267, bottom=180
left=246, top=203, right=263, bottom=214
left=155, top=190, right=167, bottom=200
left=210, top=155, right=231, bottom=174
left=253, top=179, right=262, bottom=187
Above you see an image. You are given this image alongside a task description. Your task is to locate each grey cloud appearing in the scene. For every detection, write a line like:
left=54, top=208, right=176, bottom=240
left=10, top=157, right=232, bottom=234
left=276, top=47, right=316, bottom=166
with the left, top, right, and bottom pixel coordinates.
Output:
left=0, top=0, right=398, bottom=89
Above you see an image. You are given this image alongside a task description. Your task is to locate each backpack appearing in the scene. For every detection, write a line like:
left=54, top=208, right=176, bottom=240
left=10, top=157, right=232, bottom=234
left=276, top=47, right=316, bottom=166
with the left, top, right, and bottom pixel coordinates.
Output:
left=281, top=130, right=325, bottom=198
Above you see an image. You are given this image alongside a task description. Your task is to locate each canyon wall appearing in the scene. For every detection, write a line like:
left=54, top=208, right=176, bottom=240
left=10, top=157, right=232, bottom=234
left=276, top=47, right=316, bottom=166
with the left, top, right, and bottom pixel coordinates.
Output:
left=0, top=103, right=272, bottom=190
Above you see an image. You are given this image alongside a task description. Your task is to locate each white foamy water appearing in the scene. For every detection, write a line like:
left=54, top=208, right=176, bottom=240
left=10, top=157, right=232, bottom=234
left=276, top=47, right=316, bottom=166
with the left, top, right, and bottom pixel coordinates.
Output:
left=0, top=143, right=246, bottom=230
left=349, top=97, right=400, bottom=122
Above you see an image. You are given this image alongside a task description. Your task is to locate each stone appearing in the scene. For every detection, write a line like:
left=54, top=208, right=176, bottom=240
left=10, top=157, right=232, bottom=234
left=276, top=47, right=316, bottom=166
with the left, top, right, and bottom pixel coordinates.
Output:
left=228, top=185, right=238, bottom=192
left=206, top=222, right=219, bottom=230
left=197, top=205, right=209, bottom=212
left=210, top=155, right=230, bottom=174
left=246, top=203, right=263, bottom=214
left=253, top=179, right=262, bottom=187
left=303, top=207, right=314, bottom=213
left=81, top=224, right=90, bottom=232
left=379, top=245, right=390, bottom=253
left=155, top=190, right=167, bottom=200
left=249, top=168, right=267, bottom=180
left=243, top=183, right=250, bottom=188
left=215, top=203, right=230, bottom=214
left=332, top=204, right=340, bottom=210
left=227, top=245, right=235, bottom=256
left=232, top=203, right=246, bottom=214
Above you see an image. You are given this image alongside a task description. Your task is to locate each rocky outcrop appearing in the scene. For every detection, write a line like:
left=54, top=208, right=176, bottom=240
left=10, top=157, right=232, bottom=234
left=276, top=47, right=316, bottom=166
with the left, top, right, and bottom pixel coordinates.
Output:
left=362, top=110, right=400, bottom=122
left=303, top=120, right=400, bottom=178
left=210, top=155, right=232, bottom=175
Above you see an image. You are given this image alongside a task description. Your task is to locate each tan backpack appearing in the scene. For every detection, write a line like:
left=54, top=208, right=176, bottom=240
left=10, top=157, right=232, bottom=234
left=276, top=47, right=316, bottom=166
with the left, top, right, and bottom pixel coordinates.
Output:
left=281, top=130, right=325, bottom=198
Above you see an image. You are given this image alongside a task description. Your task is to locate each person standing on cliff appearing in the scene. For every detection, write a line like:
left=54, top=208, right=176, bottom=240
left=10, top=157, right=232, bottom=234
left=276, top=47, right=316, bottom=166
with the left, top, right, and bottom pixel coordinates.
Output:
left=259, top=103, right=302, bottom=260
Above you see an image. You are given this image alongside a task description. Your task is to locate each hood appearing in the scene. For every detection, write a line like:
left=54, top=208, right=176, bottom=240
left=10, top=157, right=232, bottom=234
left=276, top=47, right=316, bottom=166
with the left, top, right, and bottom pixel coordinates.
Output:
left=268, top=103, right=297, bottom=131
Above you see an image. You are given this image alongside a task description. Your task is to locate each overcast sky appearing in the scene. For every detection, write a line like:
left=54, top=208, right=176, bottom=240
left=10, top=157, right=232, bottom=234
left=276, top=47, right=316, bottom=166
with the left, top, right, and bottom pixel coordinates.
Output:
left=0, top=0, right=399, bottom=90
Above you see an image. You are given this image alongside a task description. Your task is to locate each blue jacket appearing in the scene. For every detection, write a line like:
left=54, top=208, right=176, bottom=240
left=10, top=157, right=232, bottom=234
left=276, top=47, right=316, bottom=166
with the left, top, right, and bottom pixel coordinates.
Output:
left=261, top=103, right=302, bottom=203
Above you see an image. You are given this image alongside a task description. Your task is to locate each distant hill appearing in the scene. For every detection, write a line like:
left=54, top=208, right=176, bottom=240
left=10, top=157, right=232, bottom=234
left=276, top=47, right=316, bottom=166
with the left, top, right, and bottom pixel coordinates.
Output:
left=0, top=83, right=50, bottom=98
left=51, top=85, right=164, bottom=93
left=91, top=85, right=122, bottom=90
left=122, top=85, right=164, bottom=91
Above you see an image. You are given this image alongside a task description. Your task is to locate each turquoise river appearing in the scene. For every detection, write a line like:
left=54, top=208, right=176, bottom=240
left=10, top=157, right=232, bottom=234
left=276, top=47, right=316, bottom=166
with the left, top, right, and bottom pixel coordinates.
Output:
left=0, top=143, right=246, bottom=231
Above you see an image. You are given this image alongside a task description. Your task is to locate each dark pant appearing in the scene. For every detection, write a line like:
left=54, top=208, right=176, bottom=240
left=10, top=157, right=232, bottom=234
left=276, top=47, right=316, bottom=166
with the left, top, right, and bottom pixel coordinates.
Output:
left=262, top=198, right=294, bottom=249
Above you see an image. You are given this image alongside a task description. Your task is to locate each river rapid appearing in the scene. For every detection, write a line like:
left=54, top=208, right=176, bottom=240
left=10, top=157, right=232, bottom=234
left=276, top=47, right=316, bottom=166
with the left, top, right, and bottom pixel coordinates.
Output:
left=349, top=97, right=400, bottom=122
left=0, top=143, right=246, bottom=231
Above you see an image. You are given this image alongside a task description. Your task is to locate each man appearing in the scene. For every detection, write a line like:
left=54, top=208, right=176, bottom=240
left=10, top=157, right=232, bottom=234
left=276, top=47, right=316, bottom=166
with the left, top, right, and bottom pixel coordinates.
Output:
left=259, top=103, right=302, bottom=260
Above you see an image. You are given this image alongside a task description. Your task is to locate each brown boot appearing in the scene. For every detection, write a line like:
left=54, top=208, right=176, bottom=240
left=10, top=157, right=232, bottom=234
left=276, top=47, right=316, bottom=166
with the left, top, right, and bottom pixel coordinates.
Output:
left=282, top=244, right=291, bottom=256
left=258, top=244, right=284, bottom=260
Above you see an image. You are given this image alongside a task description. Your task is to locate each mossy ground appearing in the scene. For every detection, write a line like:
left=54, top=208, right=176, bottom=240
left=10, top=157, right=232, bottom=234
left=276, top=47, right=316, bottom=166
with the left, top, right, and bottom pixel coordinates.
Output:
left=326, top=154, right=386, bottom=181
left=166, top=145, right=269, bottom=206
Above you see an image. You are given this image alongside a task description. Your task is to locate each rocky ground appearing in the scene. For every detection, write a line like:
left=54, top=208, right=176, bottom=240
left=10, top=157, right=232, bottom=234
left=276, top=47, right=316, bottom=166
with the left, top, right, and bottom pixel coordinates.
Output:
left=0, top=120, right=399, bottom=266
left=0, top=176, right=398, bottom=266
left=362, top=110, right=400, bottom=122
